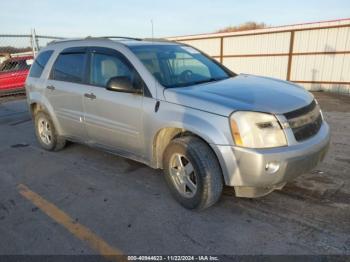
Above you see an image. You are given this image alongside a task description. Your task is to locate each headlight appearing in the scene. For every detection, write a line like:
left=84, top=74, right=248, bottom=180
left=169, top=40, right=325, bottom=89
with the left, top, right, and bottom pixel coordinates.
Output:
left=230, top=111, right=287, bottom=148
left=314, top=98, right=324, bottom=120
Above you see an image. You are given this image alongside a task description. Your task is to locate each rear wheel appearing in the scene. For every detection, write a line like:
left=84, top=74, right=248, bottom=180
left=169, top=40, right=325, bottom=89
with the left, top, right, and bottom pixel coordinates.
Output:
left=34, top=111, right=66, bottom=151
left=163, top=136, right=223, bottom=210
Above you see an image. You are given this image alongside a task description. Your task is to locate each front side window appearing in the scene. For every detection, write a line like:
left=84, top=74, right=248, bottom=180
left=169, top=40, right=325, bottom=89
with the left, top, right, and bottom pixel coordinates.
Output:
left=89, top=52, right=139, bottom=89
left=29, top=50, right=53, bottom=78
left=51, top=53, right=86, bottom=83
left=129, top=44, right=234, bottom=88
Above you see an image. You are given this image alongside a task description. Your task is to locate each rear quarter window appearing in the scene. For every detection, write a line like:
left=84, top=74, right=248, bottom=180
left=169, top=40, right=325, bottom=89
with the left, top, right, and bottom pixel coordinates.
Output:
left=29, top=50, right=54, bottom=78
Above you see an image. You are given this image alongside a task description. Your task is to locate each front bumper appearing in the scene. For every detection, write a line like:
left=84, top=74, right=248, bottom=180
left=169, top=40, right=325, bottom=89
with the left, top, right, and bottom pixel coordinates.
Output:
left=212, top=122, right=330, bottom=197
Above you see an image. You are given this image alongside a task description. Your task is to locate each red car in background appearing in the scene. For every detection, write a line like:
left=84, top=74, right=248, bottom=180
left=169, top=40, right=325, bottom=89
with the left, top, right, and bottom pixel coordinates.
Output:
left=0, top=55, right=33, bottom=94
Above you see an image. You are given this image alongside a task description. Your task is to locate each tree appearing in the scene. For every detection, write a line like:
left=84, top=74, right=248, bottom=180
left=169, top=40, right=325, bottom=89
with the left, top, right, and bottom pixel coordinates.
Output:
left=0, top=46, right=32, bottom=54
left=216, top=22, right=267, bottom=33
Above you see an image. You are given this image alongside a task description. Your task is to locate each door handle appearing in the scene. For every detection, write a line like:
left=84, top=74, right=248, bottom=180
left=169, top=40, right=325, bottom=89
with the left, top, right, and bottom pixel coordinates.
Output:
left=46, top=85, right=55, bottom=91
left=84, top=93, right=96, bottom=100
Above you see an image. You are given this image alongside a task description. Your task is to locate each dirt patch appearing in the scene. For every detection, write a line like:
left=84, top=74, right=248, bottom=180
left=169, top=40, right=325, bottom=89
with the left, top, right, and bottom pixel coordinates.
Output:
left=0, top=93, right=26, bottom=104
left=312, top=91, right=350, bottom=112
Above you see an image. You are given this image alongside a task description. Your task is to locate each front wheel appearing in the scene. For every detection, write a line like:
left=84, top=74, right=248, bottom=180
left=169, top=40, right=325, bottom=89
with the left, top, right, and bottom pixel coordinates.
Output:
left=163, top=136, right=223, bottom=210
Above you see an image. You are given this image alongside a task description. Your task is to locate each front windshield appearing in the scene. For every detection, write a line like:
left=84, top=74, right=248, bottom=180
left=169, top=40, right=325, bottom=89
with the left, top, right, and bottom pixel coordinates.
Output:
left=129, top=44, right=234, bottom=88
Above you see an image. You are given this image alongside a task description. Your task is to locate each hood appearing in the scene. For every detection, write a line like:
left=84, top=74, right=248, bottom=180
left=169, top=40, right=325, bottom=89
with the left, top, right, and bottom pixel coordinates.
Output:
left=163, top=74, right=314, bottom=116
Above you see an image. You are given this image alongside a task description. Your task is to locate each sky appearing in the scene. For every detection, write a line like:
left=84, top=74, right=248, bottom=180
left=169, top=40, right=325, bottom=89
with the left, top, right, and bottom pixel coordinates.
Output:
left=1, top=0, right=350, bottom=38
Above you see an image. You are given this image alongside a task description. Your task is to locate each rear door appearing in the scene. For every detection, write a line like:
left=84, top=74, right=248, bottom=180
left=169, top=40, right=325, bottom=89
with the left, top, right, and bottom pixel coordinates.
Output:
left=82, top=47, right=144, bottom=156
left=45, top=48, right=88, bottom=140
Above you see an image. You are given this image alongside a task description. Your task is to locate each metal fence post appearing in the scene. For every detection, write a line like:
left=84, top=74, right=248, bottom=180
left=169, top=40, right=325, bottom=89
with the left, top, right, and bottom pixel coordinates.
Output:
left=30, top=30, right=35, bottom=57
left=34, top=29, right=39, bottom=54
left=220, top=37, right=224, bottom=64
left=31, top=29, right=39, bottom=57
left=286, top=31, right=295, bottom=81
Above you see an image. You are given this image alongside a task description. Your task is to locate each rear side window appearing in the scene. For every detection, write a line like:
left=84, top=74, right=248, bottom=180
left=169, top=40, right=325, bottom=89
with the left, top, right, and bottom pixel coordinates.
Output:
left=51, top=53, right=86, bottom=83
left=29, top=51, right=53, bottom=78
left=1, top=60, right=30, bottom=72
left=1, top=61, right=19, bottom=72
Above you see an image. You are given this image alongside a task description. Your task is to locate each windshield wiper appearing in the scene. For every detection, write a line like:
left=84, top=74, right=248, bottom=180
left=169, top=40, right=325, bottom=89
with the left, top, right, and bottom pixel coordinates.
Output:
left=191, top=77, right=228, bottom=85
left=171, top=77, right=229, bottom=88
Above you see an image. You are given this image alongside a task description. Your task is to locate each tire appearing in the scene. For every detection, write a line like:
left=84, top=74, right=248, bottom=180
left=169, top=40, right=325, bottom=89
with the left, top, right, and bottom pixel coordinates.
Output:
left=34, top=111, right=66, bottom=151
left=163, top=136, right=223, bottom=210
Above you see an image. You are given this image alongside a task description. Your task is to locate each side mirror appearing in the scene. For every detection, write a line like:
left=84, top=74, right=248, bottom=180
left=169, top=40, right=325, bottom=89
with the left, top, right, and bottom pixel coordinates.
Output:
left=106, top=76, right=142, bottom=94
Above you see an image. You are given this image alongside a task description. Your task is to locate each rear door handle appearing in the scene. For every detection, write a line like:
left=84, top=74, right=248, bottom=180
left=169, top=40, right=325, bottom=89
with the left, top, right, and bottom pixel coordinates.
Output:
left=84, top=93, right=96, bottom=100
left=46, top=85, right=55, bottom=90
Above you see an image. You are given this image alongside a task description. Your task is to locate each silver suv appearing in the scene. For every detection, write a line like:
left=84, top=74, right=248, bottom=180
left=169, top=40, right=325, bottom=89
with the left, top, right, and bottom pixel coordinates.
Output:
left=26, top=37, right=330, bottom=210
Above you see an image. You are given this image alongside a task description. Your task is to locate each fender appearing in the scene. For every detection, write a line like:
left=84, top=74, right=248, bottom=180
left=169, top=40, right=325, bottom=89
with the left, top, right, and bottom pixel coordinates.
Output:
left=144, top=100, right=233, bottom=173
left=155, top=101, right=232, bottom=144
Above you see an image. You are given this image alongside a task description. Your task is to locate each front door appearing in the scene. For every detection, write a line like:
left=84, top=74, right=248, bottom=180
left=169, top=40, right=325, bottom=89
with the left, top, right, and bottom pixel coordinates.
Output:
left=83, top=48, right=144, bottom=156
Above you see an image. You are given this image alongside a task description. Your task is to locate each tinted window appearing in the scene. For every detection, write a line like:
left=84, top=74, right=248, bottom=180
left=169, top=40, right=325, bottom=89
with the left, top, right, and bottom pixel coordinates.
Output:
left=51, top=53, right=86, bottom=83
left=29, top=51, right=53, bottom=78
left=90, top=53, right=137, bottom=88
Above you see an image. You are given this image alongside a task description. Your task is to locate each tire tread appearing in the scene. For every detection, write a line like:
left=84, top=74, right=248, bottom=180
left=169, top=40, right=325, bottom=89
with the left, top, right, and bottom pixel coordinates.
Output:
left=164, top=136, right=223, bottom=210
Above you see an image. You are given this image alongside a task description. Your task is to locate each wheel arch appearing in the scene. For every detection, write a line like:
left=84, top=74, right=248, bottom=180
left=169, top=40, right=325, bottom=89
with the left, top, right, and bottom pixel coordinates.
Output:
left=29, top=100, right=64, bottom=135
left=152, top=126, right=226, bottom=181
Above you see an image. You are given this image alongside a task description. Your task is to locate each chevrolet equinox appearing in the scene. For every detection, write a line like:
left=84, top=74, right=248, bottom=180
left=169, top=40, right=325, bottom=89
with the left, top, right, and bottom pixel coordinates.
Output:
left=25, top=37, right=330, bottom=210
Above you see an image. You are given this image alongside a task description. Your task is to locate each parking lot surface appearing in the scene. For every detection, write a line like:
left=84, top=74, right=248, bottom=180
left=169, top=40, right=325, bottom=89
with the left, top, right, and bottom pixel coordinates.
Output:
left=0, top=92, right=349, bottom=256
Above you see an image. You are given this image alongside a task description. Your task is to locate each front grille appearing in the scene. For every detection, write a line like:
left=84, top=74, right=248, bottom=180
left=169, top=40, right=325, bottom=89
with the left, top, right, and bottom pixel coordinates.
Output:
left=284, top=100, right=316, bottom=119
left=284, top=100, right=323, bottom=142
left=291, top=114, right=323, bottom=141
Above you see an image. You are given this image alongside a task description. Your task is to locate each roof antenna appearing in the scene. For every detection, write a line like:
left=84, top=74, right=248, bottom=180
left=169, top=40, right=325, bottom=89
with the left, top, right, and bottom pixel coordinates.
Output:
left=151, top=19, right=154, bottom=42
left=150, top=19, right=159, bottom=105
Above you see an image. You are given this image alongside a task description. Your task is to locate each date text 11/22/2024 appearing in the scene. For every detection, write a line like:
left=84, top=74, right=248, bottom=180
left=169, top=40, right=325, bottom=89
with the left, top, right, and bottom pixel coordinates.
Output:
left=127, top=256, right=219, bottom=261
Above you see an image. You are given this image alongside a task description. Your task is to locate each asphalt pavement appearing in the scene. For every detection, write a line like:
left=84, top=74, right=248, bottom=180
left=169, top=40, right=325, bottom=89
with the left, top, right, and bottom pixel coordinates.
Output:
left=0, top=93, right=349, bottom=256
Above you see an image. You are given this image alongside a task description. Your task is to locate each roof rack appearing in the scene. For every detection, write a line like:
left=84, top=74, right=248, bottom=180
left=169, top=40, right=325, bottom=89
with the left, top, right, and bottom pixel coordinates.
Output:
left=46, top=36, right=181, bottom=47
left=100, top=36, right=143, bottom=41
left=142, top=38, right=176, bottom=43
left=47, top=38, right=85, bottom=45
left=47, top=36, right=143, bottom=46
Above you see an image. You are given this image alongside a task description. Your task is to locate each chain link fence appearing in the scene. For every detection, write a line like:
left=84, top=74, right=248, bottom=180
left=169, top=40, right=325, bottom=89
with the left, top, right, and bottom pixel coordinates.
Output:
left=0, top=32, right=64, bottom=96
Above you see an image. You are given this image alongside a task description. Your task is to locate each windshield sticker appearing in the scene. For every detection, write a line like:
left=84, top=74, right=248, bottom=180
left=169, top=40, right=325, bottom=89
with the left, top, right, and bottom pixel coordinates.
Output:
left=181, top=46, right=200, bottom=54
